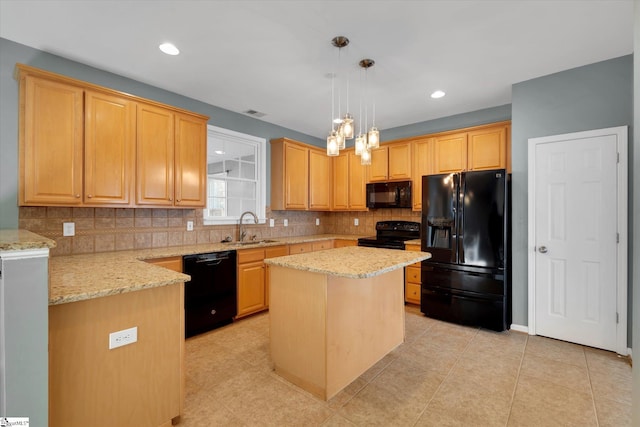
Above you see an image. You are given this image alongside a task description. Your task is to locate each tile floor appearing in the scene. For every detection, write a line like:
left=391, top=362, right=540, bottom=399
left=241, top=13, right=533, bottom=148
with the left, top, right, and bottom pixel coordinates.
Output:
left=180, top=305, right=632, bottom=426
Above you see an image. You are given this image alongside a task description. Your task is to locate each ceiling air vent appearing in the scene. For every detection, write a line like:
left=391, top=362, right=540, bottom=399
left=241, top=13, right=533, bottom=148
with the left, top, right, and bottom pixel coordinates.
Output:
left=244, top=109, right=266, bottom=118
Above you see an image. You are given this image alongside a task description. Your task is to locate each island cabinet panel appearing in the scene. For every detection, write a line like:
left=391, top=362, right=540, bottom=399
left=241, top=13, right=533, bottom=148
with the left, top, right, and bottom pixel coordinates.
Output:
left=49, top=283, right=184, bottom=427
left=270, top=266, right=404, bottom=400
left=84, top=90, right=136, bottom=205
left=20, top=75, right=84, bottom=205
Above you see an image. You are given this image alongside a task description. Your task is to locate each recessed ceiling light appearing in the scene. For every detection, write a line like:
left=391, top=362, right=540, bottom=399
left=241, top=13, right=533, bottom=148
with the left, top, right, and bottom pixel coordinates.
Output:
left=159, top=43, right=180, bottom=55
left=214, top=150, right=225, bottom=155
left=430, top=90, right=446, bottom=99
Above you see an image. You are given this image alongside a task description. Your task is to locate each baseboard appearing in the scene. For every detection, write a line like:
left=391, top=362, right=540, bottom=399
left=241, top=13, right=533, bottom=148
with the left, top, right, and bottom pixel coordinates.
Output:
left=510, top=324, right=529, bottom=334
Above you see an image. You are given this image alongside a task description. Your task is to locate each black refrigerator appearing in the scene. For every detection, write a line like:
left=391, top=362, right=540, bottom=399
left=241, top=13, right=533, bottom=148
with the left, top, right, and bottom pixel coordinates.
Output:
left=421, top=169, right=511, bottom=331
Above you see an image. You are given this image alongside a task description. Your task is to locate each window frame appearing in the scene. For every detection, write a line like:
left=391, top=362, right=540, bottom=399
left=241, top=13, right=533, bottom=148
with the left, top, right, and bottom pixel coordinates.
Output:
left=202, top=125, right=266, bottom=226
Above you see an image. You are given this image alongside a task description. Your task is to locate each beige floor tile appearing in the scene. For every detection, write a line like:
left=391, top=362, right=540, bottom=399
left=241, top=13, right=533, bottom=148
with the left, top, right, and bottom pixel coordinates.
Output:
left=584, top=346, right=632, bottom=377
left=594, top=396, right=632, bottom=427
left=589, top=370, right=633, bottom=406
left=519, top=353, right=591, bottom=394
left=525, top=335, right=587, bottom=368
left=508, top=373, right=597, bottom=426
left=321, top=413, right=358, bottom=426
left=338, top=357, right=446, bottom=426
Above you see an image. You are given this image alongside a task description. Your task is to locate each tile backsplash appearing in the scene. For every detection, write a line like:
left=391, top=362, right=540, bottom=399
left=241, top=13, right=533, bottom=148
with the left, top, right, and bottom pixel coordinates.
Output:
left=19, top=206, right=421, bottom=256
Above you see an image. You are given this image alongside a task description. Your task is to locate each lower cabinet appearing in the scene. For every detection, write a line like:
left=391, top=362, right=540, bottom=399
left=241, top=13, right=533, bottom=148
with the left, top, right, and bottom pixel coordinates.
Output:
left=49, top=284, right=184, bottom=427
left=334, top=239, right=357, bottom=248
left=237, top=245, right=288, bottom=318
left=405, top=244, right=422, bottom=305
left=144, top=256, right=182, bottom=272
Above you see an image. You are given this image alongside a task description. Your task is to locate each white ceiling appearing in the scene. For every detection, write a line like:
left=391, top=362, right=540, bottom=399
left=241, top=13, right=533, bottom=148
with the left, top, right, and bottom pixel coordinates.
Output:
left=0, top=0, right=633, bottom=140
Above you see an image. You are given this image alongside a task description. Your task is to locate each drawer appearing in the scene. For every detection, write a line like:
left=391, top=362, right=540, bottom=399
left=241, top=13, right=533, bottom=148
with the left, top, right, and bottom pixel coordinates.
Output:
left=237, top=248, right=265, bottom=264
left=289, top=242, right=313, bottom=254
left=405, top=283, right=421, bottom=304
left=265, top=245, right=288, bottom=259
left=334, top=239, right=357, bottom=248
left=312, top=240, right=334, bottom=251
left=405, top=266, right=421, bottom=283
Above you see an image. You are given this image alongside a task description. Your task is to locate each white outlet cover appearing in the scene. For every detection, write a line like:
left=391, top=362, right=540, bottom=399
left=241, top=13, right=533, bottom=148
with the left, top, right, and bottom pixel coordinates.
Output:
left=316, top=218, right=320, bottom=226
left=269, top=218, right=275, bottom=227
left=284, top=219, right=288, bottom=227
left=109, top=326, right=138, bottom=350
left=354, top=218, right=359, bottom=226
left=63, top=222, right=75, bottom=236
left=186, top=220, right=194, bottom=231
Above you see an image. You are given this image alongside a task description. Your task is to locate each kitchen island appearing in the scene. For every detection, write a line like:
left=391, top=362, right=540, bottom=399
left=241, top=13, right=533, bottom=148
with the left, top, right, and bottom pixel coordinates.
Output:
left=265, top=246, right=431, bottom=400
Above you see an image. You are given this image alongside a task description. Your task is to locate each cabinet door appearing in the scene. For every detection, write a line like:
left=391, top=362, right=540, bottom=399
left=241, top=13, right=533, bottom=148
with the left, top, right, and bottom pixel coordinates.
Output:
left=136, top=103, right=174, bottom=206
left=21, top=76, right=84, bottom=205
left=84, top=90, right=135, bottom=205
left=433, top=132, right=467, bottom=173
left=308, top=148, right=331, bottom=210
left=388, top=143, right=412, bottom=180
left=467, top=125, right=507, bottom=171
left=175, top=113, right=207, bottom=207
left=284, top=143, right=309, bottom=209
left=411, top=138, right=433, bottom=211
left=348, top=152, right=368, bottom=210
left=331, top=152, right=349, bottom=210
left=237, top=260, right=266, bottom=317
left=368, top=146, right=388, bottom=182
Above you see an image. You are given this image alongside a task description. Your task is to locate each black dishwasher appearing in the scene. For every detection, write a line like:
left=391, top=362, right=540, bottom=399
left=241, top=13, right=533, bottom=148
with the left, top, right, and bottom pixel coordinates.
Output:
left=183, top=250, right=237, bottom=338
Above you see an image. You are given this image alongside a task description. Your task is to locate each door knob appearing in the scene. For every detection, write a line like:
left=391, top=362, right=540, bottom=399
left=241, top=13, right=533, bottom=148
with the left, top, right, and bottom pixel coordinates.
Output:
left=538, top=246, right=548, bottom=254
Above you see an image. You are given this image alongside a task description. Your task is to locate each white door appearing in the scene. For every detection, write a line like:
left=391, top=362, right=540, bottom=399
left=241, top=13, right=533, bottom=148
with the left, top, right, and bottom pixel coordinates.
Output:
left=528, top=127, right=627, bottom=354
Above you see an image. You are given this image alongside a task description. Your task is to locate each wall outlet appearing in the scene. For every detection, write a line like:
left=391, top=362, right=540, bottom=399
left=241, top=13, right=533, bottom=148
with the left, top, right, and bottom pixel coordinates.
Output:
left=284, top=219, right=288, bottom=227
left=63, top=222, right=75, bottom=237
left=186, top=220, right=194, bottom=231
left=269, top=218, right=275, bottom=227
left=354, top=218, right=359, bottom=226
left=316, top=218, right=320, bottom=226
left=109, top=326, right=138, bottom=350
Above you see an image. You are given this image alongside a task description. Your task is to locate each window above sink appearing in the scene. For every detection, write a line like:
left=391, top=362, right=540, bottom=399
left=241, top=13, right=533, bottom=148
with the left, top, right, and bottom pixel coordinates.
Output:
left=203, top=125, right=266, bottom=225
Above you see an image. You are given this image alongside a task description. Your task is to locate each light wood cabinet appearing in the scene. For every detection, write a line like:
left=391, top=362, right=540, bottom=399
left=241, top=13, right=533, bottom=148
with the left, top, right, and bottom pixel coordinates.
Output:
left=288, top=242, right=313, bottom=254
left=49, top=284, right=184, bottom=427
left=433, top=132, right=468, bottom=174
left=411, top=137, right=434, bottom=211
left=137, top=107, right=207, bottom=207
left=271, top=138, right=309, bottom=210
left=334, top=239, right=357, bottom=248
left=237, top=245, right=287, bottom=318
left=368, top=142, right=412, bottom=182
left=84, top=90, right=136, bottom=205
left=17, top=64, right=208, bottom=209
left=145, top=256, right=183, bottom=273
left=312, top=240, right=334, bottom=251
left=467, top=125, right=507, bottom=171
left=309, top=148, right=331, bottom=210
left=20, top=75, right=84, bottom=205
left=405, top=244, right=422, bottom=305
left=332, top=150, right=367, bottom=211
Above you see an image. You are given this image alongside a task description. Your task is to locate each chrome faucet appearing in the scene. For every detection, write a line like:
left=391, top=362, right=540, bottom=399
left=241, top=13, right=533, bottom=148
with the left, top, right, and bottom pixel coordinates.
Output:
left=238, top=211, right=259, bottom=242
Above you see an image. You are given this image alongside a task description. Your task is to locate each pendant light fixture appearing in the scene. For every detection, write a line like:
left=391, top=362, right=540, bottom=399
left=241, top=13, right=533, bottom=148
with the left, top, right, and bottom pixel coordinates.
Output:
left=326, top=36, right=354, bottom=155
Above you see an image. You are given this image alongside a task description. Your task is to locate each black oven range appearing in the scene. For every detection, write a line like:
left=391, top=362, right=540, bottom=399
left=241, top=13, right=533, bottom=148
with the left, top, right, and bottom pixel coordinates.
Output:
left=357, top=220, right=420, bottom=250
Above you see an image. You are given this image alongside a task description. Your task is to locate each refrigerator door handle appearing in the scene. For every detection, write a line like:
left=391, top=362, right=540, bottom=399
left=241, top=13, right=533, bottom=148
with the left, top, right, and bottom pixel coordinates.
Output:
left=458, top=172, right=465, bottom=265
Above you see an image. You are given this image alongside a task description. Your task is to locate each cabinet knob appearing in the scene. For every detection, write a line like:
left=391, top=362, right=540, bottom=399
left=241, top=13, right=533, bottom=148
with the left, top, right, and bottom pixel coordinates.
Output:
left=210, top=309, right=217, bottom=315
left=177, top=199, right=181, bottom=202
left=169, top=197, right=173, bottom=201
left=75, top=194, right=80, bottom=198
left=87, top=194, right=93, bottom=198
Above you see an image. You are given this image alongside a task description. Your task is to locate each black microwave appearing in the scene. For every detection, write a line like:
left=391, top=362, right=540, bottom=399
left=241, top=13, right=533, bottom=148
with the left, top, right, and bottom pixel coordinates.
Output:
left=366, top=181, right=412, bottom=208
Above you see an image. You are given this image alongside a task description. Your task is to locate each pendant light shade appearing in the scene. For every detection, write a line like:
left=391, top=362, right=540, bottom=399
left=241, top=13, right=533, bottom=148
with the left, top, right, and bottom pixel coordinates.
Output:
left=367, top=126, right=380, bottom=149
left=336, top=129, right=346, bottom=150
left=327, top=131, right=339, bottom=156
left=355, top=133, right=366, bottom=155
left=360, top=147, right=371, bottom=165
left=342, top=113, right=354, bottom=139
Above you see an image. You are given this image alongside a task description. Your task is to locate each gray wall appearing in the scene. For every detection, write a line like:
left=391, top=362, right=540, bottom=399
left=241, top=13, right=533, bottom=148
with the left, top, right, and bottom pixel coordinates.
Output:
left=0, top=38, right=325, bottom=229
left=632, top=1, right=639, bottom=424
left=511, top=56, right=634, bottom=340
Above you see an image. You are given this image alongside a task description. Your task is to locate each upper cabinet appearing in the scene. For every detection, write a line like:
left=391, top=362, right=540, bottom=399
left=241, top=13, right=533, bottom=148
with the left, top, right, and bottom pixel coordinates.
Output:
left=432, top=123, right=510, bottom=174
left=411, top=137, right=433, bottom=211
left=332, top=150, right=367, bottom=211
left=308, top=148, right=331, bottom=210
left=368, top=142, right=412, bottom=182
left=270, top=138, right=310, bottom=210
left=17, top=64, right=208, bottom=208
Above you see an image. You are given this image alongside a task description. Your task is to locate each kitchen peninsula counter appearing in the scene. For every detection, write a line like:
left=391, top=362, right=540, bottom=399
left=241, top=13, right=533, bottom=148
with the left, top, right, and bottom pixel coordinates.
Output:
left=266, top=246, right=431, bottom=400
left=49, top=234, right=365, bottom=305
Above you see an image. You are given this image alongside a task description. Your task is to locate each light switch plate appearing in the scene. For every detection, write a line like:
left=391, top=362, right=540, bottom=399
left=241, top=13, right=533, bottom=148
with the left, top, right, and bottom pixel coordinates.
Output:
left=63, top=222, right=75, bottom=237
left=354, top=218, right=359, bottom=226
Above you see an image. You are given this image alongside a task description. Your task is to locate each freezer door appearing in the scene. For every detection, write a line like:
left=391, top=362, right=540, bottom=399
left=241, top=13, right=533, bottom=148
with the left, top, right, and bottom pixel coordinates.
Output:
left=421, top=173, right=458, bottom=263
left=459, top=170, right=506, bottom=269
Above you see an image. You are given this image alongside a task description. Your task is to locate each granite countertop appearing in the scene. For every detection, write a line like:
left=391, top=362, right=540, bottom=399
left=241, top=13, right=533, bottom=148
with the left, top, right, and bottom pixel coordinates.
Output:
left=49, top=234, right=367, bottom=305
left=0, top=229, right=57, bottom=251
left=265, top=246, right=431, bottom=279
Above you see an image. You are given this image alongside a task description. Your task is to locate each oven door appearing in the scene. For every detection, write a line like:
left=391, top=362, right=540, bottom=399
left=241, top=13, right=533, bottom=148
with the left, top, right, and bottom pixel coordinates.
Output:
left=357, top=238, right=405, bottom=250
